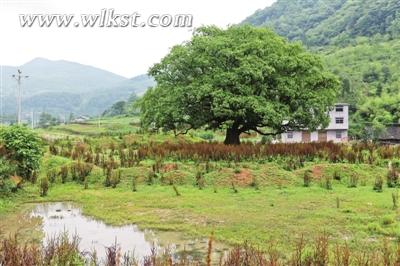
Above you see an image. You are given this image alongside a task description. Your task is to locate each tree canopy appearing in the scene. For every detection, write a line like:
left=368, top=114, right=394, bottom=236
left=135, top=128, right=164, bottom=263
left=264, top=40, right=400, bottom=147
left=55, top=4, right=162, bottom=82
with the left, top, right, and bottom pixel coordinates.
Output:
left=140, top=25, right=339, bottom=144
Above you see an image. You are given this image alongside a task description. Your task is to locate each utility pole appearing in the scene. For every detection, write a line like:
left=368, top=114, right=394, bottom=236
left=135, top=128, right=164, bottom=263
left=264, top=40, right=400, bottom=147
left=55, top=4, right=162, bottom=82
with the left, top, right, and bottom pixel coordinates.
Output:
left=12, top=69, right=29, bottom=125
left=31, top=110, right=34, bottom=129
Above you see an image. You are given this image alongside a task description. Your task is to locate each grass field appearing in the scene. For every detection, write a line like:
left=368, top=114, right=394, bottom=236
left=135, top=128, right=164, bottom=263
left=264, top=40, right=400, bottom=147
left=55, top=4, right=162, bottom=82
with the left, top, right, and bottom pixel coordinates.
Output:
left=1, top=158, right=397, bottom=252
left=1, top=117, right=399, bottom=259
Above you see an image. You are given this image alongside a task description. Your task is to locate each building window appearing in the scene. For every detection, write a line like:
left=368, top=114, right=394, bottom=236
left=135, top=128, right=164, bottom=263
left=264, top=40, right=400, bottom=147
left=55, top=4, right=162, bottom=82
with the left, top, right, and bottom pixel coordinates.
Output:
left=336, top=131, right=342, bottom=139
left=335, top=105, right=344, bottom=112
left=335, top=117, right=344, bottom=124
left=287, top=132, right=294, bottom=139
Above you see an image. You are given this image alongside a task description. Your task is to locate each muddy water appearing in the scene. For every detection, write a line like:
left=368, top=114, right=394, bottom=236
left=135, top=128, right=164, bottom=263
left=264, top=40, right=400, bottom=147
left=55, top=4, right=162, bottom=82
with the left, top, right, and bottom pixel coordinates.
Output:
left=1, top=202, right=228, bottom=262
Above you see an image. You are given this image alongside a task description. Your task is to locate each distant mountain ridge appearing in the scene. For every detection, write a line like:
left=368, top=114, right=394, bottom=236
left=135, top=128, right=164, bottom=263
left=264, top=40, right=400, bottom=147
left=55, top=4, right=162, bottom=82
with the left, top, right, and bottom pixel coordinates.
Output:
left=1, top=58, right=155, bottom=117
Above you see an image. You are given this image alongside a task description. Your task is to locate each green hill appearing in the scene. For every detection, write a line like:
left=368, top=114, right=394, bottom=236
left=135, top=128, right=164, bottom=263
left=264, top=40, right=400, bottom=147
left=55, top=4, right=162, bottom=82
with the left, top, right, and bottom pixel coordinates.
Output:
left=244, top=0, right=400, bottom=137
left=2, top=58, right=155, bottom=118
left=244, top=0, right=400, bottom=47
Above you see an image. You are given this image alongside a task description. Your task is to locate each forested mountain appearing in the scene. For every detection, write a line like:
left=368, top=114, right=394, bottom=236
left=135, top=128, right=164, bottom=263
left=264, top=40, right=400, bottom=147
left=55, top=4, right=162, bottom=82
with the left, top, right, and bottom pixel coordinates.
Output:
left=244, top=0, right=400, bottom=47
left=2, top=58, right=155, bottom=117
left=244, top=0, right=400, bottom=137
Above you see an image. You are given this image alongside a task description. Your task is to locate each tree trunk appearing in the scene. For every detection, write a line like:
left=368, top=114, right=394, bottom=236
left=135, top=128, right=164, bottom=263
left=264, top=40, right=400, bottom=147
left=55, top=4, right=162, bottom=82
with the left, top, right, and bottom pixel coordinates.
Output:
left=224, top=127, right=241, bottom=145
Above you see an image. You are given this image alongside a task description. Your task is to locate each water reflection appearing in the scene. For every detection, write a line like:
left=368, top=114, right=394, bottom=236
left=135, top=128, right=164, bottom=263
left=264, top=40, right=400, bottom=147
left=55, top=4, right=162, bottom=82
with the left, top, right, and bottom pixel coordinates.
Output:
left=30, top=202, right=227, bottom=262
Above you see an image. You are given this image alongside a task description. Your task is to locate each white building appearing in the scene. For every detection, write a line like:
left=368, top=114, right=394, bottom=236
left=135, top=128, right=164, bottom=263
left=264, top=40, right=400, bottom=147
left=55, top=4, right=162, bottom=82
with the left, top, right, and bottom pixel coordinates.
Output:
left=281, top=103, right=349, bottom=143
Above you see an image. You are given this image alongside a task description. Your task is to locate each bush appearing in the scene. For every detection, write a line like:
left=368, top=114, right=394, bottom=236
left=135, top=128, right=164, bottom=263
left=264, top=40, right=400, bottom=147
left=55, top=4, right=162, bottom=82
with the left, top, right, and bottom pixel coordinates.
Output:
left=60, top=166, right=69, bottom=184
left=198, top=132, right=214, bottom=141
left=387, top=167, right=398, bottom=188
left=0, top=158, right=16, bottom=195
left=303, top=170, right=312, bottom=187
left=324, top=176, right=332, bottom=190
left=40, top=177, right=49, bottom=197
left=373, top=176, right=383, bottom=192
left=348, top=175, right=358, bottom=188
left=333, top=170, right=341, bottom=181
left=0, top=126, right=43, bottom=180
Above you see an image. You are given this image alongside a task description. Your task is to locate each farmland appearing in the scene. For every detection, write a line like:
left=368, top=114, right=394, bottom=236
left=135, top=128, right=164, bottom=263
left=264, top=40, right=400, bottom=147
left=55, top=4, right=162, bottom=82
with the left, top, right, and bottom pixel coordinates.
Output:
left=2, top=117, right=400, bottom=265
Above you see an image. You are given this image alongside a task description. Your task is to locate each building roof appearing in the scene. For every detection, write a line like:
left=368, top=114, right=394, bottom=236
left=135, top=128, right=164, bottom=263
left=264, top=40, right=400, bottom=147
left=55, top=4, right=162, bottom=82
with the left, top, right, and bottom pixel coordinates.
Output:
left=379, top=125, right=400, bottom=140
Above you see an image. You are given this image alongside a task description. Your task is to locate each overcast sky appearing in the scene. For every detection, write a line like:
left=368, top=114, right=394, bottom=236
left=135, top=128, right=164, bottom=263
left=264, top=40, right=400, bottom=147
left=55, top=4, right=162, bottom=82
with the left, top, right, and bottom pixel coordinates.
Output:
left=0, top=0, right=276, bottom=78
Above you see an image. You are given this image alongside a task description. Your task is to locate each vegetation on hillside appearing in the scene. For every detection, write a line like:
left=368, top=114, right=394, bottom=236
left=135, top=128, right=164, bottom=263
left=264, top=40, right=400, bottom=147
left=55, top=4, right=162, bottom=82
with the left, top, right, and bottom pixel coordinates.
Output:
left=244, top=0, right=400, bottom=139
left=244, top=0, right=400, bottom=47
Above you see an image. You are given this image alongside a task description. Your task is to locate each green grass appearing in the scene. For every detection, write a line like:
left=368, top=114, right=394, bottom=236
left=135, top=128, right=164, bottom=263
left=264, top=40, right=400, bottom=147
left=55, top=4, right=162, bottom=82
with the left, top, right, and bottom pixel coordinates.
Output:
left=1, top=117, right=397, bottom=254
left=1, top=158, right=397, bottom=253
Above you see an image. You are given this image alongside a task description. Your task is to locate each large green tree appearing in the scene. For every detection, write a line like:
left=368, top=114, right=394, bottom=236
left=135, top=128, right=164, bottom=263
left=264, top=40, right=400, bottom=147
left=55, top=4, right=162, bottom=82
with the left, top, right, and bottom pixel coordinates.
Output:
left=141, top=25, right=339, bottom=145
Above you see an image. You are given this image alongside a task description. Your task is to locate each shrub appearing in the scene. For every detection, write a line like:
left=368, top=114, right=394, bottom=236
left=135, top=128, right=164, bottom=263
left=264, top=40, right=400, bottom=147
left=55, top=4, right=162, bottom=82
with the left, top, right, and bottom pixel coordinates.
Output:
left=303, top=170, right=312, bottom=187
left=231, top=181, right=238, bottom=193
left=373, top=176, right=383, bottom=192
left=333, top=170, right=341, bottom=181
left=348, top=175, right=358, bottom=188
left=110, top=170, right=121, bottom=188
left=387, top=167, right=398, bottom=188
left=381, top=215, right=395, bottom=226
left=392, top=191, right=398, bottom=210
left=0, top=158, right=15, bottom=195
left=0, top=126, right=43, bottom=180
left=324, top=176, right=332, bottom=190
left=147, top=170, right=156, bottom=185
left=60, top=166, right=69, bottom=184
left=195, top=171, right=205, bottom=189
left=198, top=132, right=214, bottom=141
left=40, top=177, right=49, bottom=197
left=47, top=169, right=57, bottom=183
left=131, top=176, right=137, bottom=192
left=84, top=177, right=88, bottom=190
left=250, top=177, right=259, bottom=190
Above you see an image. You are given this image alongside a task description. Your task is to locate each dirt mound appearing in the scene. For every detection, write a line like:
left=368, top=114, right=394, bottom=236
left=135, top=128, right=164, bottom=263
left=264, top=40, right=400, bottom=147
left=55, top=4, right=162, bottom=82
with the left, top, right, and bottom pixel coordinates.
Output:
left=311, top=165, right=325, bottom=180
left=234, top=169, right=253, bottom=186
left=162, top=163, right=178, bottom=173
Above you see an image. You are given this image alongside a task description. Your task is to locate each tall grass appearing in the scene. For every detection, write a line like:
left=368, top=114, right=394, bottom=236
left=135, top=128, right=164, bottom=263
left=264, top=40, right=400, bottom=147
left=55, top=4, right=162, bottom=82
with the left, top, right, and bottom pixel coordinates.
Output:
left=2, top=232, right=400, bottom=266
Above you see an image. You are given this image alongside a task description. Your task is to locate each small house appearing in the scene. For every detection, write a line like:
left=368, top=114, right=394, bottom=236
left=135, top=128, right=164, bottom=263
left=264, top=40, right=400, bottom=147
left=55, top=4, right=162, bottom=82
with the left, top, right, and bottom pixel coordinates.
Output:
left=281, top=103, right=349, bottom=143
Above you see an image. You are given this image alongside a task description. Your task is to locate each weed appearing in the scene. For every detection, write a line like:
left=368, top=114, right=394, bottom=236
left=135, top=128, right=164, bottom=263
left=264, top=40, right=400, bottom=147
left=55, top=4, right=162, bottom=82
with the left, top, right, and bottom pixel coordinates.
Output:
left=39, top=177, right=49, bottom=197
left=47, top=169, right=57, bottom=184
left=231, top=181, right=238, bottom=193
left=172, top=184, right=181, bottom=196
left=132, top=176, right=137, bottom=192
left=333, top=170, right=341, bottom=181
left=348, top=174, right=358, bottom=188
left=303, top=170, right=312, bottom=187
left=195, top=171, right=205, bottom=190
left=374, top=176, right=384, bottom=192
left=324, top=176, right=333, bottom=190
left=60, top=165, right=68, bottom=184
left=393, top=191, right=398, bottom=210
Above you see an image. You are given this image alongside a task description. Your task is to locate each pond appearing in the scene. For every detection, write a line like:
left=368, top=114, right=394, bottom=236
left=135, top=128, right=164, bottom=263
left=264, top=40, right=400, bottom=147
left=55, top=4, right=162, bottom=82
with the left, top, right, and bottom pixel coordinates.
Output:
left=0, top=202, right=228, bottom=263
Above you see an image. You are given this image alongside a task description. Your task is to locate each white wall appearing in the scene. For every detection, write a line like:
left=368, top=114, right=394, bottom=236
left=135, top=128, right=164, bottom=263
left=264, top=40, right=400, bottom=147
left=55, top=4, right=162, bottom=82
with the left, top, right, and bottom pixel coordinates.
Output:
left=327, top=130, right=348, bottom=143
left=281, top=131, right=303, bottom=143
left=326, top=105, right=349, bottom=130
left=311, top=131, right=318, bottom=142
left=281, top=130, right=349, bottom=143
